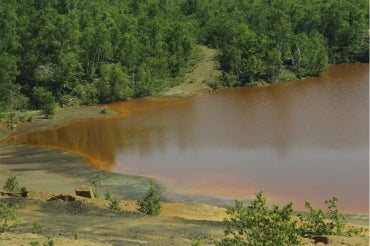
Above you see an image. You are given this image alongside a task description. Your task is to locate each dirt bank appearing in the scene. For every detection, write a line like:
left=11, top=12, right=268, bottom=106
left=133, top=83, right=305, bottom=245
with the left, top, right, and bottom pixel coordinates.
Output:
left=158, top=45, right=220, bottom=97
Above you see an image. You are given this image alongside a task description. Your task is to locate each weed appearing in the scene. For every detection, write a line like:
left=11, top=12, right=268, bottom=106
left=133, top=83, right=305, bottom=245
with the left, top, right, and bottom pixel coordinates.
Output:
left=32, top=221, right=44, bottom=234
left=3, top=175, right=19, bottom=192
left=108, top=196, right=121, bottom=212
left=104, top=190, right=112, bottom=201
left=0, top=201, right=19, bottom=232
left=89, top=174, right=102, bottom=198
left=192, top=237, right=203, bottom=246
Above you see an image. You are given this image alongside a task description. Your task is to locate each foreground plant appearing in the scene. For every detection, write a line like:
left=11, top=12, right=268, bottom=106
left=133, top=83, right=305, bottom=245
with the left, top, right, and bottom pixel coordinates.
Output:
left=212, top=192, right=367, bottom=246
left=216, top=192, right=300, bottom=246
left=298, top=197, right=366, bottom=237
left=137, top=182, right=162, bottom=216
left=32, top=221, right=44, bottom=234
left=89, top=174, right=102, bottom=198
left=3, top=175, right=19, bottom=192
left=0, top=201, right=19, bottom=232
left=108, top=196, right=121, bottom=212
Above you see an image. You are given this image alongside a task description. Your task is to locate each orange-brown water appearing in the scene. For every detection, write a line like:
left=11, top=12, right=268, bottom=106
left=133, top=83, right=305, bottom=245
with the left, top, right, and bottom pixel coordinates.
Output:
left=7, top=64, right=369, bottom=213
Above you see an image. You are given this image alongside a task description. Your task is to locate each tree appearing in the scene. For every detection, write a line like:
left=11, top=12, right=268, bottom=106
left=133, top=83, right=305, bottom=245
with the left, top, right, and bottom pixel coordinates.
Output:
left=289, top=32, right=328, bottom=78
left=219, top=24, right=264, bottom=85
left=95, top=63, right=134, bottom=103
left=137, top=182, right=162, bottom=216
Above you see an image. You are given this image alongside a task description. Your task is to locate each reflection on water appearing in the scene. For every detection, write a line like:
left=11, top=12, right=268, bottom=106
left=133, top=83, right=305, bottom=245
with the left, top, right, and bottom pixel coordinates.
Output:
left=8, top=64, right=369, bottom=213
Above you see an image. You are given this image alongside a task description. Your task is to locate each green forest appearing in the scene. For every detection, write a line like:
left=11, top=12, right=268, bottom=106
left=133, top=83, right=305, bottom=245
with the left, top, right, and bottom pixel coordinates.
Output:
left=0, top=0, right=368, bottom=114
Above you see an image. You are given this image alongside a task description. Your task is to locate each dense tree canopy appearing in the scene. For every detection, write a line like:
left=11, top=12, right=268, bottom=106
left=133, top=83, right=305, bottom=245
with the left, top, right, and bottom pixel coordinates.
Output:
left=0, top=0, right=368, bottom=112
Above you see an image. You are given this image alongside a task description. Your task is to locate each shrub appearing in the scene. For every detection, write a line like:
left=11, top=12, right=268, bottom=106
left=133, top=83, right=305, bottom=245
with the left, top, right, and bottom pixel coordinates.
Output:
left=100, top=106, right=110, bottom=114
left=17, top=114, right=25, bottom=123
left=216, top=192, right=300, bottom=246
left=58, top=94, right=79, bottom=107
left=43, top=238, right=54, bottom=246
left=3, top=175, right=19, bottom=192
left=108, top=197, right=121, bottom=212
left=32, top=221, right=44, bottom=234
left=192, top=237, right=203, bottom=246
left=0, top=201, right=18, bottom=232
left=72, top=84, right=98, bottom=106
left=89, top=174, right=102, bottom=198
left=104, top=190, right=112, bottom=201
left=297, top=197, right=363, bottom=237
left=29, top=239, right=54, bottom=246
left=137, top=182, right=162, bottom=216
left=32, top=87, right=56, bottom=119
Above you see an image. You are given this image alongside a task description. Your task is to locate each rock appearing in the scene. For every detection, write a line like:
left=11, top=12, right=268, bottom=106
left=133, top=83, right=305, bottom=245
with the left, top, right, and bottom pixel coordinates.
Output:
left=21, top=187, right=28, bottom=197
left=48, top=194, right=76, bottom=202
left=312, top=235, right=329, bottom=244
left=75, top=185, right=94, bottom=199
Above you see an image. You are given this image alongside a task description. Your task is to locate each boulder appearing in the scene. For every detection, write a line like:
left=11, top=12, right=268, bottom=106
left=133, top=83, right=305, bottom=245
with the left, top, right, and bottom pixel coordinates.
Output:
left=75, top=185, right=94, bottom=199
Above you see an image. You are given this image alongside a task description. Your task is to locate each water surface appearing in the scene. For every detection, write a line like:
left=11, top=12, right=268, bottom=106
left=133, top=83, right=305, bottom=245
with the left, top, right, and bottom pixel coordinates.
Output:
left=9, top=63, right=369, bottom=213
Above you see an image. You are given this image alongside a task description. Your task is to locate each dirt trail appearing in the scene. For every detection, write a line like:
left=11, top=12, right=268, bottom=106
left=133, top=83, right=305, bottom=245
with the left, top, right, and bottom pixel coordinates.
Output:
left=159, top=46, right=220, bottom=97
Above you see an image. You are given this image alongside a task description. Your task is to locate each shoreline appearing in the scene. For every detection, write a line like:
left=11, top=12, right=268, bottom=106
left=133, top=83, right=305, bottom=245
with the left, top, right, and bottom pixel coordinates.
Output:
left=0, top=55, right=368, bottom=225
left=1, top=63, right=369, bottom=214
left=1, top=89, right=369, bottom=220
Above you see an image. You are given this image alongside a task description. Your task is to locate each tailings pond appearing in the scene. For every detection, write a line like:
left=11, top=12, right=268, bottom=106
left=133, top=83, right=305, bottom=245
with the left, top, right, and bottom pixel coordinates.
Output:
left=8, top=63, right=369, bottom=213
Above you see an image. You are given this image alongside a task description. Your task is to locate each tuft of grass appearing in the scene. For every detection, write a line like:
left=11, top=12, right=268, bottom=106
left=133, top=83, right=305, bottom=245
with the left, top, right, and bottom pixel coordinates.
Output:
left=100, top=106, right=110, bottom=114
left=32, top=221, right=44, bottom=234
left=108, top=196, right=121, bottom=212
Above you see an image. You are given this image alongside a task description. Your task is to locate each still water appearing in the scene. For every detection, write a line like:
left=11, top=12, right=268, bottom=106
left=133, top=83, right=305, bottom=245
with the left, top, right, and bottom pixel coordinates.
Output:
left=8, top=64, right=369, bottom=213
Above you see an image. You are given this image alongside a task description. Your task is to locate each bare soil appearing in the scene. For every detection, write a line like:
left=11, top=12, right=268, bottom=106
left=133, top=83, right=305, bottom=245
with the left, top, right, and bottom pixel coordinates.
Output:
left=158, top=46, right=220, bottom=97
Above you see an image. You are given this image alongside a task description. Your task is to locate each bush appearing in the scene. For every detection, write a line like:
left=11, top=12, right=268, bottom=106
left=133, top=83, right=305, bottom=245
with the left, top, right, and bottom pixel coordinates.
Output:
left=297, top=197, right=363, bottom=237
left=32, top=221, right=44, bottom=234
left=108, top=197, right=121, bottom=212
left=216, top=192, right=300, bottom=246
left=58, top=94, right=79, bottom=107
left=30, top=238, right=55, bottom=246
left=212, top=193, right=366, bottom=245
left=104, top=190, right=112, bottom=201
left=0, top=201, right=18, bottom=232
left=32, top=87, right=56, bottom=119
left=72, top=84, right=98, bottom=106
left=100, top=106, right=110, bottom=114
left=137, top=182, right=162, bottom=216
left=3, top=175, right=19, bottom=192
left=192, top=238, right=203, bottom=246
left=89, top=174, right=102, bottom=198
